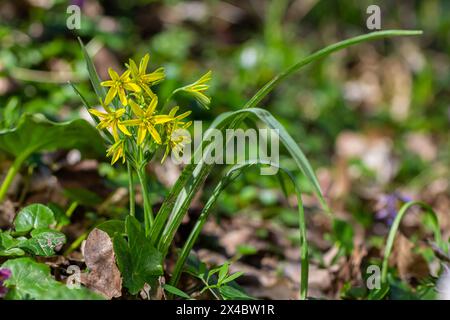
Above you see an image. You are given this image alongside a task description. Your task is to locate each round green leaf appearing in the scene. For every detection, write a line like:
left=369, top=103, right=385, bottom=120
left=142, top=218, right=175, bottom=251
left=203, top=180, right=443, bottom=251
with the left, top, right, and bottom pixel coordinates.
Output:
left=14, top=204, right=56, bottom=234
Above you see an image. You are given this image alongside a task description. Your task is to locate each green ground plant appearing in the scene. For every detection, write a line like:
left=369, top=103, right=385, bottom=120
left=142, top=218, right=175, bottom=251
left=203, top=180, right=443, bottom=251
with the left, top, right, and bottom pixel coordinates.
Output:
left=2, top=28, right=444, bottom=300
left=70, top=30, right=427, bottom=299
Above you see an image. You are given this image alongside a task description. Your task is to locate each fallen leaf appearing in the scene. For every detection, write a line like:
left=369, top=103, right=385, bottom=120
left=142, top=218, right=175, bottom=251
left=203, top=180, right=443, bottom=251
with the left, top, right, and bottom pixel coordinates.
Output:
left=390, top=233, right=429, bottom=282
left=81, top=228, right=122, bottom=299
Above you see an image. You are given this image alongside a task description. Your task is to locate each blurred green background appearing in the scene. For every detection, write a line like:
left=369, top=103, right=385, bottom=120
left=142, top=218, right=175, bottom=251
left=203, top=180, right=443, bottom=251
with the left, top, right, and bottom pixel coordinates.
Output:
left=0, top=0, right=449, bottom=298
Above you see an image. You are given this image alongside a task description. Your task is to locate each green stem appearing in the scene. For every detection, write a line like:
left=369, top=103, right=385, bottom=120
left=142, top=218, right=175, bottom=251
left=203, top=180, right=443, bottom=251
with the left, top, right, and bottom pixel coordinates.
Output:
left=65, top=201, right=78, bottom=218
left=127, top=162, right=136, bottom=216
left=137, top=166, right=154, bottom=236
left=0, top=153, right=28, bottom=203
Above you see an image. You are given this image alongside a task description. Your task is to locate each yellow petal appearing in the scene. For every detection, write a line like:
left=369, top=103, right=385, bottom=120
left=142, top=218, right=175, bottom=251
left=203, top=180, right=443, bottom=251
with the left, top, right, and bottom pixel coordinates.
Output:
left=124, top=82, right=141, bottom=92
left=121, top=119, right=141, bottom=126
left=146, top=96, right=158, bottom=115
left=121, top=69, right=131, bottom=80
left=139, top=54, right=150, bottom=74
left=137, top=126, right=147, bottom=145
left=142, top=85, right=155, bottom=98
left=169, top=106, right=179, bottom=117
left=108, top=68, right=119, bottom=80
left=100, top=80, right=114, bottom=87
left=104, top=87, right=117, bottom=105
left=143, top=71, right=165, bottom=83
left=153, top=115, right=173, bottom=124
left=111, top=149, right=121, bottom=164
left=88, top=108, right=108, bottom=118
left=128, top=59, right=139, bottom=78
left=192, top=84, right=209, bottom=91
left=147, top=125, right=162, bottom=144
left=183, top=121, right=192, bottom=129
left=118, top=123, right=131, bottom=136
left=129, top=100, right=144, bottom=117
left=197, top=70, right=212, bottom=84
left=175, top=110, right=191, bottom=120
left=118, top=88, right=128, bottom=106
left=112, top=125, right=119, bottom=140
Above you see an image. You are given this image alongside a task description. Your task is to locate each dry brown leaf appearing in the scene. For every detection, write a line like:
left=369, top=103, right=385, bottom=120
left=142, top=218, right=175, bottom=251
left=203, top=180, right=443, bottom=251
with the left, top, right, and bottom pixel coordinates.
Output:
left=81, top=228, right=122, bottom=299
left=390, top=233, right=429, bottom=282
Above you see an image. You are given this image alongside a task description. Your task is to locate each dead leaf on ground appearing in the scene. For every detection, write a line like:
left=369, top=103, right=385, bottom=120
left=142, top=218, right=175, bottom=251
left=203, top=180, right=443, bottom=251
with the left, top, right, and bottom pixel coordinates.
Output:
left=81, top=228, right=122, bottom=299
left=390, top=233, right=430, bottom=282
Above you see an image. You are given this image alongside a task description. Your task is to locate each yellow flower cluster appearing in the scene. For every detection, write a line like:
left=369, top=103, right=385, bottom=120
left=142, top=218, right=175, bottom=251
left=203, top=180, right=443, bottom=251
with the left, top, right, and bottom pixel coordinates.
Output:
left=88, top=54, right=211, bottom=165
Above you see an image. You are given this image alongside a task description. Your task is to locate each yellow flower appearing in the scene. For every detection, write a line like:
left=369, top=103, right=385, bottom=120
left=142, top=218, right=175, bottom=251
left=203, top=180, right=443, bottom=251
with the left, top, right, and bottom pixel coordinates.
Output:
left=128, top=54, right=165, bottom=97
left=121, top=96, right=172, bottom=145
left=162, top=106, right=192, bottom=163
left=101, top=68, right=141, bottom=106
left=106, top=138, right=126, bottom=165
left=88, top=100, right=131, bottom=140
left=178, top=70, right=212, bottom=109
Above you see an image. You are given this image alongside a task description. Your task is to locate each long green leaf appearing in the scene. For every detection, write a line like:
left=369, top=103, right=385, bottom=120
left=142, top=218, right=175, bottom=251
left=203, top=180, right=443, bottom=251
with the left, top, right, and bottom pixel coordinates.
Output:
left=151, top=30, right=422, bottom=248
left=157, top=107, right=326, bottom=256
left=168, top=160, right=309, bottom=299
left=78, top=37, right=106, bottom=102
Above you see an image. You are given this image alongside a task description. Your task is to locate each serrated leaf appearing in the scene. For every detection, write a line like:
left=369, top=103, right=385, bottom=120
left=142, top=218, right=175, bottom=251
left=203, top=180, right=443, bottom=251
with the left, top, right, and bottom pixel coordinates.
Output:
left=1, top=257, right=103, bottom=300
left=113, top=216, right=163, bottom=295
left=14, top=204, right=56, bottom=234
left=18, top=228, right=66, bottom=256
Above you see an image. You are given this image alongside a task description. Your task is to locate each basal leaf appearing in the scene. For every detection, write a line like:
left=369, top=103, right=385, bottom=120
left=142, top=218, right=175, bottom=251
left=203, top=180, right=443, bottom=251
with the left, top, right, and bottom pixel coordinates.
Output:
left=1, top=258, right=103, bottom=300
left=14, top=204, right=56, bottom=234
left=96, top=220, right=125, bottom=238
left=0, top=231, right=25, bottom=257
left=113, top=216, right=163, bottom=295
left=18, top=228, right=66, bottom=256
left=0, top=113, right=104, bottom=160
left=78, top=37, right=106, bottom=102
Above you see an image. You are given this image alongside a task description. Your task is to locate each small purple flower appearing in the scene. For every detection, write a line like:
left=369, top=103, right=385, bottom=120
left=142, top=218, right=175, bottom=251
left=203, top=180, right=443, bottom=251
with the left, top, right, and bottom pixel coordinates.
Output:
left=70, top=0, right=84, bottom=8
left=0, top=268, right=12, bottom=298
left=375, top=192, right=412, bottom=225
